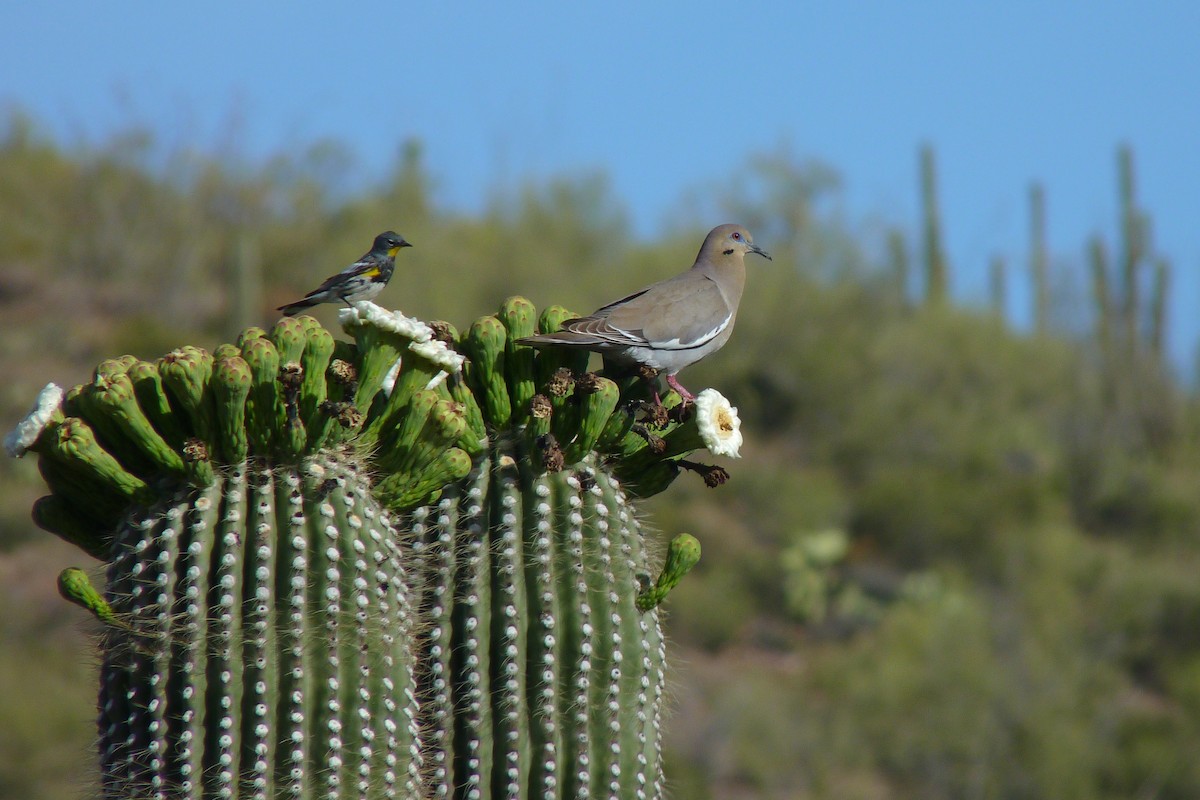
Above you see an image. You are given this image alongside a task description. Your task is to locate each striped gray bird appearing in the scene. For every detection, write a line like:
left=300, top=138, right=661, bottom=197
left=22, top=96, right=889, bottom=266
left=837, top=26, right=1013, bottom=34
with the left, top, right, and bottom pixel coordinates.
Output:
left=277, top=231, right=412, bottom=316
left=519, top=223, right=771, bottom=401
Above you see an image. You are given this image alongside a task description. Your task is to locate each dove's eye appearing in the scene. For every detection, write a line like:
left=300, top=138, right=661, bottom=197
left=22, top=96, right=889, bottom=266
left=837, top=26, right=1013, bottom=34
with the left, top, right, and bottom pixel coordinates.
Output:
left=731, top=232, right=742, bottom=241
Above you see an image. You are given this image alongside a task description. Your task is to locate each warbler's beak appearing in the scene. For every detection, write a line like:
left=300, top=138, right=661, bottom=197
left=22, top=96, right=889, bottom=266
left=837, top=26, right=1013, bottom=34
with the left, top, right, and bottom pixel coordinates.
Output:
left=401, top=240, right=414, bottom=248
left=750, top=243, right=772, bottom=261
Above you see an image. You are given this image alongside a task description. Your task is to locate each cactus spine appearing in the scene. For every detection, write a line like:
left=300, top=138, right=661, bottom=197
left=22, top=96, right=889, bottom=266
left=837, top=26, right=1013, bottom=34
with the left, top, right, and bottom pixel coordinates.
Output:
left=8, top=295, right=714, bottom=800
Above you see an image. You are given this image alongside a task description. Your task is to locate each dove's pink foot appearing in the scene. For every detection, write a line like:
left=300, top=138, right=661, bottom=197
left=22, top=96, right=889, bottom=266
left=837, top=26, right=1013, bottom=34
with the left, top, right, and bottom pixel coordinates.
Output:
left=666, top=374, right=696, bottom=403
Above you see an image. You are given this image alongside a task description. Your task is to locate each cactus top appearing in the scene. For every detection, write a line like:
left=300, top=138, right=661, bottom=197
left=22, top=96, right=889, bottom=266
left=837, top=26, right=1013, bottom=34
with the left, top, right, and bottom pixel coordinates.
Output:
left=7, top=297, right=740, bottom=561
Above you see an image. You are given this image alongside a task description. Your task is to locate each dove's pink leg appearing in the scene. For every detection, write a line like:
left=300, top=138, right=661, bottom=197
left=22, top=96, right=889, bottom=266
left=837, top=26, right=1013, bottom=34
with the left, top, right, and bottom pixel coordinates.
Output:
left=665, top=374, right=696, bottom=403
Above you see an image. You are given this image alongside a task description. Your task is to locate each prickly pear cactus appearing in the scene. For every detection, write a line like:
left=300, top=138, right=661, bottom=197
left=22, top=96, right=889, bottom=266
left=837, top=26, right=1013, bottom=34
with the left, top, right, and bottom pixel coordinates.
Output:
left=7, top=296, right=728, bottom=800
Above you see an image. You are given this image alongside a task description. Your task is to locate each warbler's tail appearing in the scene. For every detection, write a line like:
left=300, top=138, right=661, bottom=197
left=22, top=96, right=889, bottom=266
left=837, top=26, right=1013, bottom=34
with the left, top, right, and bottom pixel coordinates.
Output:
left=277, top=298, right=319, bottom=317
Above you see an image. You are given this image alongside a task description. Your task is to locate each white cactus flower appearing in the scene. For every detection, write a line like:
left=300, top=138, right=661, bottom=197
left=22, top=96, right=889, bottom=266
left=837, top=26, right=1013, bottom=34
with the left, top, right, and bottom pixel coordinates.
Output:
left=5, top=383, right=63, bottom=457
left=408, top=338, right=464, bottom=374
left=340, top=301, right=465, bottom=373
left=340, top=300, right=431, bottom=341
left=381, top=357, right=404, bottom=397
left=694, top=388, right=742, bottom=459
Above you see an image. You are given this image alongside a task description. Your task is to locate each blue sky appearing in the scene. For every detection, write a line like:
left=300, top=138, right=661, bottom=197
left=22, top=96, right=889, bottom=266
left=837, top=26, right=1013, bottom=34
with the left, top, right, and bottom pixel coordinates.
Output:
left=4, top=2, right=1199, bottom=366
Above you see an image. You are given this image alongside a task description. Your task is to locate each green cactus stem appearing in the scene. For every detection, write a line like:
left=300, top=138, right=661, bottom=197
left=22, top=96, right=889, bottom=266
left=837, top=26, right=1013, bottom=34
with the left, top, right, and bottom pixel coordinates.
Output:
left=95, top=458, right=421, bottom=800
left=408, top=452, right=668, bottom=800
left=8, top=295, right=726, bottom=800
left=34, top=496, right=110, bottom=559
left=393, top=300, right=738, bottom=800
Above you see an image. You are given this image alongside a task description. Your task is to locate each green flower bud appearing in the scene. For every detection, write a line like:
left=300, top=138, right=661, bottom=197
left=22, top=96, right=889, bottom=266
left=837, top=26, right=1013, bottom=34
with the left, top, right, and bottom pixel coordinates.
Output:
left=447, top=374, right=487, bottom=454
left=211, top=355, right=252, bottom=463
left=564, top=375, right=620, bottom=463
left=463, top=315, right=511, bottom=426
left=43, top=417, right=148, bottom=503
left=236, top=326, right=267, bottom=348
left=500, top=295, right=538, bottom=424
left=158, top=348, right=216, bottom=443
left=240, top=337, right=285, bottom=457
left=82, top=372, right=186, bottom=478
left=58, top=567, right=126, bottom=628
left=212, top=343, right=242, bottom=361
left=300, top=324, right=336, bottom=434
left=374, top=389, right=439, bottom=473
left=637, top=533, right=702, bottom=611
left=127, top=362, right=188, bottom=451
left=269, top=315, right=309, bottom=366
left=375, top=446, right=472, bottom=509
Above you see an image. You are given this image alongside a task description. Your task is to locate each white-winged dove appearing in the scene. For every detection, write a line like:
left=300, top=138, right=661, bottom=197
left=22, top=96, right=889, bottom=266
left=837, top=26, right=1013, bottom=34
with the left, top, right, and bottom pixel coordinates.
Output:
left=519, top=223, right=771, bottom=401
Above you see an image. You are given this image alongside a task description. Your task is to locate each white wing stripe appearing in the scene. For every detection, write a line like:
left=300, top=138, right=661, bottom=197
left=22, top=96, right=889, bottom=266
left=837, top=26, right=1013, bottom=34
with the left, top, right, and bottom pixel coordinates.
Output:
left=645, top=315, right=731, bottom=351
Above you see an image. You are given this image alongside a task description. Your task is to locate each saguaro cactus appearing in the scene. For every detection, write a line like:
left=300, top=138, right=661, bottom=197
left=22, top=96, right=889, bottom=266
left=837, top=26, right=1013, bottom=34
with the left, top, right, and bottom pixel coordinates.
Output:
left=919, top=144, right=948, bottom=306
left=7, top=296, right=721, bottom=799
left=1028, top=183, right=1049, bottom=334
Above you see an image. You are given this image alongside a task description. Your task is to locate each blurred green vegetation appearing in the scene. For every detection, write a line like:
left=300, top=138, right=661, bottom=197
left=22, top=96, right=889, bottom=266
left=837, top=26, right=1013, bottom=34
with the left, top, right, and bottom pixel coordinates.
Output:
left=2, top=110, right=1198, bottom=799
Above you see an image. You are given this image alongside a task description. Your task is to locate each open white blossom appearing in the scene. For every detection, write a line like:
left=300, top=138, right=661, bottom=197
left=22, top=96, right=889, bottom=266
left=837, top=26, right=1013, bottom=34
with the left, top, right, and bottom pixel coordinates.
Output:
left=409, top=338, right=465, bottom=374
left=339, top=300, right=465, bottom=373
left=694, top=388, right=742, bottom=459
left=339, top=300, right=432, bottom=341
left=4, top=383, right=63, bottom=458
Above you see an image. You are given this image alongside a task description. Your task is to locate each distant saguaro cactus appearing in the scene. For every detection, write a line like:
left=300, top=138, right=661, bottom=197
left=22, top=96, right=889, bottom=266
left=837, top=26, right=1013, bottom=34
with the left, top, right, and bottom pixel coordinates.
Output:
left=1149, top=257, right=1169, bottom=360
left=1086, top=145, right=1170, bottom=367
left=8, top=296, right=723, bottom=800
left=919, top=144, right=948, bottom=306
left=1028, top=183, right=1049, bottom=333
left=989, top=254, right=1006, bottom=318
left=1117, top=143, right=1144, bottom=350
left=886, top=228, right=910, bottom=307
left=1089, top=235, right=1114, bottom=362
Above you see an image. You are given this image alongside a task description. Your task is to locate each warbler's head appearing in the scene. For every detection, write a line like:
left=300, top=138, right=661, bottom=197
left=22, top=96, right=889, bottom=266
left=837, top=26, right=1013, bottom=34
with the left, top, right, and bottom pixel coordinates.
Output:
left=373, top=231, right=413, bottom=257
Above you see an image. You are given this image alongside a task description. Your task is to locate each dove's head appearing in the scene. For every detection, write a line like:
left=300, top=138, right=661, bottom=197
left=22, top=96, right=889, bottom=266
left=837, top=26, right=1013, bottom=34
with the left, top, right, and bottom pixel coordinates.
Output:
left=704, top=224, right=772, bottom=263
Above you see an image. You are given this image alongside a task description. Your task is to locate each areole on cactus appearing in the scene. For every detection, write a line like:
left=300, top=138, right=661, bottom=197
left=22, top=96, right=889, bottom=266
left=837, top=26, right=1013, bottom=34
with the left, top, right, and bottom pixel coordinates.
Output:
left=7, top=295, right=729, bottom=800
